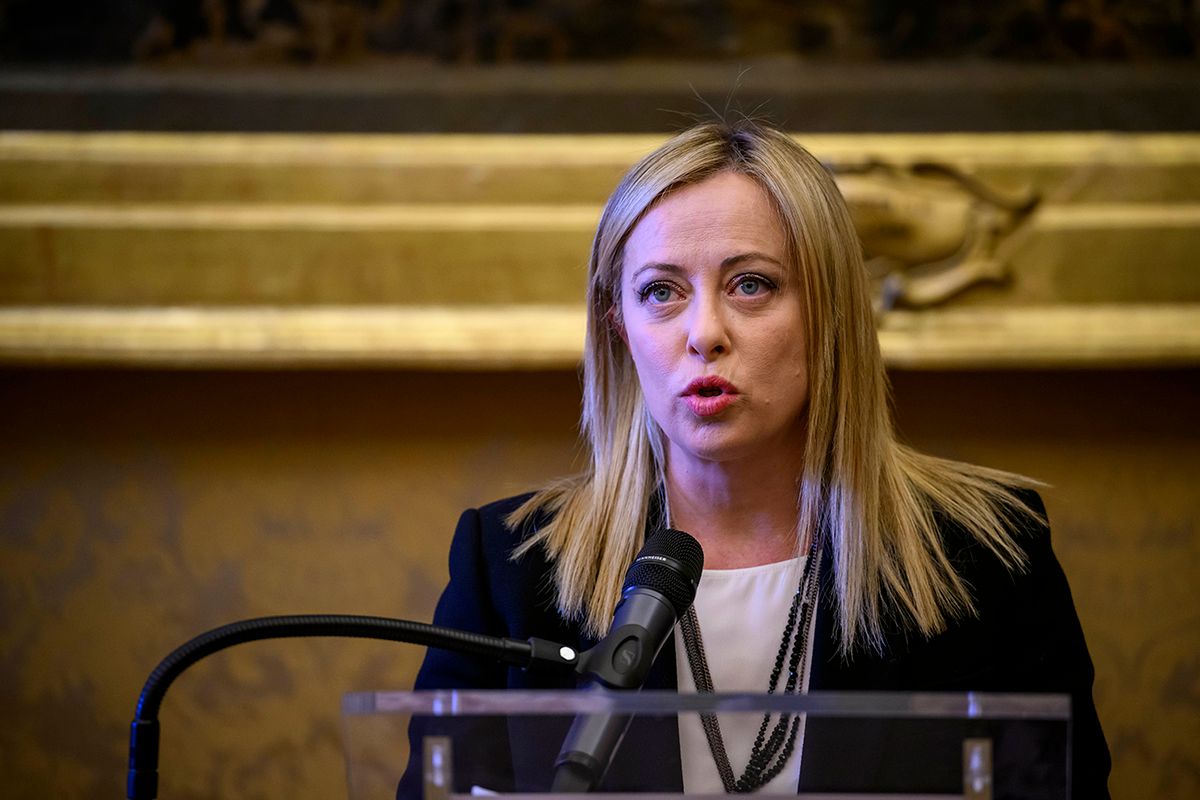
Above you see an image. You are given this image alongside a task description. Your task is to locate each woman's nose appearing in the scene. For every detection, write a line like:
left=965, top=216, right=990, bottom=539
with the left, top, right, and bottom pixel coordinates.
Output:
left=686, top=300, right=730, bottom=360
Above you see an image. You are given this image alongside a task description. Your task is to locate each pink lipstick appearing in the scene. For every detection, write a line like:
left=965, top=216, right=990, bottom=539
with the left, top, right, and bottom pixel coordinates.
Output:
left=681, top=376, right=739, bottom=417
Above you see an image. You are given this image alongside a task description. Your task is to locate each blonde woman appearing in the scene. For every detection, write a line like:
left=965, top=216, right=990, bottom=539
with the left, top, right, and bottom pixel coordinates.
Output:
left=401, top=121, right=1109, bottom=798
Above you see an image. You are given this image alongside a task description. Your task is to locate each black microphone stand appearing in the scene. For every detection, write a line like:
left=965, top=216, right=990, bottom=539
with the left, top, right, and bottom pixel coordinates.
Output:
left=127, top=614, right=578, bottom=800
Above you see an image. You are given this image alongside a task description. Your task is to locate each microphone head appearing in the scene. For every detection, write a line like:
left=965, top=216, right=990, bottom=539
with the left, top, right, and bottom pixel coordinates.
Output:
left=622, top=528, right=704, bottom=616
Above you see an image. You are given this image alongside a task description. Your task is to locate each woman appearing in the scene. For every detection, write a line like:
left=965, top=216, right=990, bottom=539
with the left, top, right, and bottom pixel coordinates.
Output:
left=402, top=121, right=1110, bottom=798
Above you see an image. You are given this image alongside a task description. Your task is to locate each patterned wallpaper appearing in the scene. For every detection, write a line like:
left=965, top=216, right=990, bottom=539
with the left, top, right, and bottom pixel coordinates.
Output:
left=1, top=367, right=1197, bottom=799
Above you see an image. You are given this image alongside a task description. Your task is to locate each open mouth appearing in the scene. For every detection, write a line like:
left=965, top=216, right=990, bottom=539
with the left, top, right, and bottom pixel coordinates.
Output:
left=683, top=382, right=737, bottom=417
left=683, top=377, right=738, bottom=400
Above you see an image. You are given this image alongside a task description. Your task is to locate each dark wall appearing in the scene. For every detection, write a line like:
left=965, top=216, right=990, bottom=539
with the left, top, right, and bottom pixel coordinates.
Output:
left=3, top=1, right=1196, bottom=64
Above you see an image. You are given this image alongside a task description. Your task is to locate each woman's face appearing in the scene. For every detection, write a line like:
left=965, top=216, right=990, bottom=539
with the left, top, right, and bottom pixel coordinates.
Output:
left=618, top=170, right=809, bottom=465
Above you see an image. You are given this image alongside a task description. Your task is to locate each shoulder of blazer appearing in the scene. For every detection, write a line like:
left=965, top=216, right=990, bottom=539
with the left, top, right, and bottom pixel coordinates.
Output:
left=812, top=485, right=1054, bottom=676
left=466, top=491, right=557, bottom=581
left=465, top=492, right=539, bottom=563
left=455, top=493, right=580, bottom=645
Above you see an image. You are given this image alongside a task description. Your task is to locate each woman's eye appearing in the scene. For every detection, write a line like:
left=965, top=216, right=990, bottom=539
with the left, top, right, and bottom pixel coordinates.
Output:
left=640, top=283, right=677, bottom=304
left=733, top=275, right=773, bottom=296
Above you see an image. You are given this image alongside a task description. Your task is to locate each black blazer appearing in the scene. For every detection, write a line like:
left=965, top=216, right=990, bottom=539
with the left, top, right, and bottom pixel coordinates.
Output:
left=399, top=490, right=1110, bottom=799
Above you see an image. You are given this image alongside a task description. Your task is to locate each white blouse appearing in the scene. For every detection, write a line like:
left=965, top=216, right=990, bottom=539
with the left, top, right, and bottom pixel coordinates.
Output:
left=673, top=556, right=816, bottom=794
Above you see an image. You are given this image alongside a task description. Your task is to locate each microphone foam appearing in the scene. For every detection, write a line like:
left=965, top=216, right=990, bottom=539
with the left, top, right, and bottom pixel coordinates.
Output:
left=622, top=528, right=704, bottom=616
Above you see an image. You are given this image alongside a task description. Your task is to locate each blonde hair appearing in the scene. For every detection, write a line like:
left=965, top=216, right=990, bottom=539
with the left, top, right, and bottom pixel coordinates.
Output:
left=510, top=121, right=1039, bottom=655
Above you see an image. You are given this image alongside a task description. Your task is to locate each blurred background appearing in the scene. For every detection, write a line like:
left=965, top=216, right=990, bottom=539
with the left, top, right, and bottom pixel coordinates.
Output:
left=1, top=2, right=1198, bottom=798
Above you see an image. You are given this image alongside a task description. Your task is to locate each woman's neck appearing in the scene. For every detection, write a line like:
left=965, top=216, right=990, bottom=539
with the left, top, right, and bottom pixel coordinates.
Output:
left=664, top=445, right=808, bottom=570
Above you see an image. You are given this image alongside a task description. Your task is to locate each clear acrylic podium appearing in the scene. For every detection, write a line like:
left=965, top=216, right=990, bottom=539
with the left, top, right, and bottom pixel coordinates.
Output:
left=342, top=690, right=1070, bottom=800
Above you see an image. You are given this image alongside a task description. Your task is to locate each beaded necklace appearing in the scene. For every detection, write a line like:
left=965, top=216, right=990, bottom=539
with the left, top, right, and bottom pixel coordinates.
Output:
left=678, top=536, right=822, bottom=793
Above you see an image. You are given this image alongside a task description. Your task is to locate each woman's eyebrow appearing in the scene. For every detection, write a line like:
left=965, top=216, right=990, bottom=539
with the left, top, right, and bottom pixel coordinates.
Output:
left=629, top=262, right=685, bottom=281
left=631, top=253, right=783, bottom=282
left=721, top=252, right=784, bottom=269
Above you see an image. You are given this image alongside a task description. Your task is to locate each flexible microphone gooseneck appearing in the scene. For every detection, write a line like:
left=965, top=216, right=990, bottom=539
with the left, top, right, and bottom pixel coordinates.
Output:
left=127, top=614, right=578, bottom=800
left=552, top=527, right=704, bottom=793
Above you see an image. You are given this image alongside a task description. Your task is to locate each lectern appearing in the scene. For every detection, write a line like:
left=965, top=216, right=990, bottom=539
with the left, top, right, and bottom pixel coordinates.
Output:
left=342, top=691, right=1070, bottom=800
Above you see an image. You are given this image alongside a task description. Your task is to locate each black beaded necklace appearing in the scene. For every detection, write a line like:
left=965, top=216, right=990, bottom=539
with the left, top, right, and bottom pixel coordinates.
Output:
left=678, top=535, right=822, bottom=793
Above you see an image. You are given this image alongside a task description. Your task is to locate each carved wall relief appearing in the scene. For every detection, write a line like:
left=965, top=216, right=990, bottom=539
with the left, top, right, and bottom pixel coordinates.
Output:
left=833, top=160, right=1039, bottom=313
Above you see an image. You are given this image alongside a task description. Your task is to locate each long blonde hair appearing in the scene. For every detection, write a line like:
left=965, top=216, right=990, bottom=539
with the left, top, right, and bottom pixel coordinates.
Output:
left=510, top=121, right=1038, bottom=655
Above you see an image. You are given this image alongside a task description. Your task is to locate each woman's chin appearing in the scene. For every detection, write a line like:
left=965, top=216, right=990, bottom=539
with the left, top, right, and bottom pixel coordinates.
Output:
left=668, top=429, right=763, bottom=465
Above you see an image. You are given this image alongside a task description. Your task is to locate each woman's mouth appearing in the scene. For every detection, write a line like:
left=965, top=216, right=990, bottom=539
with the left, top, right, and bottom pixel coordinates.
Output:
left=682, top=377, right=739, bottom=417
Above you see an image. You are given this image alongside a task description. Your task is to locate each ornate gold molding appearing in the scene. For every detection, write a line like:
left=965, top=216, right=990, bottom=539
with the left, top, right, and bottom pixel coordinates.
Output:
left=0, top=306, right=584, bottom=369
left=1, top=304, right=1196, bottom=369
left=2, top=132, right=1197, bottom=368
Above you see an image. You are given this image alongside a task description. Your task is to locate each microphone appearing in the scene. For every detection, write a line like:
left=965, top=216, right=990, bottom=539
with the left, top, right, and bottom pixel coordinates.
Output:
left=552, top=527, right=704, bottom=792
